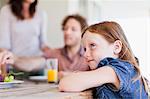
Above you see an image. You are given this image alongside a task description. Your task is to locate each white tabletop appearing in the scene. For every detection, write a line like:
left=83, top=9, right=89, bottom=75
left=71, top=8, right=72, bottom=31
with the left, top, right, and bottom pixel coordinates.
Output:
left=0, top=80, right=92, bottom=99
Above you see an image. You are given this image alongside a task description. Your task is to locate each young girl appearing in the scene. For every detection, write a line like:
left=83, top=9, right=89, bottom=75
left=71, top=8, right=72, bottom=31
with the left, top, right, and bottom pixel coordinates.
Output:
left=59, top=21, right=149, bottom=98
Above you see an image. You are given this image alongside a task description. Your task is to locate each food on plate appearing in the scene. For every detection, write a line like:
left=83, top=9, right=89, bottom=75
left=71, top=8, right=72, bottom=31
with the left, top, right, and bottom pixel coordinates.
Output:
left=0, top=64, right=23, bottom=82
left=0, top=64, right=14, bottom=82
left=4, top=75, right=14, bottom=82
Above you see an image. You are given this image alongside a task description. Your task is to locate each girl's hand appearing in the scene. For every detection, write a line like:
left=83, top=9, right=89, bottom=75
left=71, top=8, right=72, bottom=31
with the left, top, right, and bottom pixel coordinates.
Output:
left=58, top=71, right=67, bottom=80
left=42, top=46, right=51, bottom=59
left=58, top=71, right=78, bottom=80
left=58, top=71, right=72, bottom=80
left=0, top=50, right=14, bottom=65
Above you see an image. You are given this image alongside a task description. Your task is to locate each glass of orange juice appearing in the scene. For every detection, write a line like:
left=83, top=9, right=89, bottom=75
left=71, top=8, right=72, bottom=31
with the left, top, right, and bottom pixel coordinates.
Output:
left=46, top=58, right=58, bottom=83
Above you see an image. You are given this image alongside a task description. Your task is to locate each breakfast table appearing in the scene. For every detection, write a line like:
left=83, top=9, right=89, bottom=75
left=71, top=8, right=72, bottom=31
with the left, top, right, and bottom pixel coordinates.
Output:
left=0, top=80, right=92, bottom=99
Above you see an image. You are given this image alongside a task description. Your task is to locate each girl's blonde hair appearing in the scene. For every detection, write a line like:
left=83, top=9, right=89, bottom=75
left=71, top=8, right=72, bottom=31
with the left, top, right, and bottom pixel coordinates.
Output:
left=82, top=21, right=149, bottom=96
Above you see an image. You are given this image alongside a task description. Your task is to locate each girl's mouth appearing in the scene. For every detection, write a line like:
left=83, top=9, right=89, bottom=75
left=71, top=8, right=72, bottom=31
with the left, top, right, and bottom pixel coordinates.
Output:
left=87, top=59, right=94, bottom=63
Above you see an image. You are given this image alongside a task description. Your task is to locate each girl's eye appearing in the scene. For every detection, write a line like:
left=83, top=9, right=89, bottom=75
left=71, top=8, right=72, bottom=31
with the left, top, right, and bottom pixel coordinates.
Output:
left=90, top=43, right=96, bottom=49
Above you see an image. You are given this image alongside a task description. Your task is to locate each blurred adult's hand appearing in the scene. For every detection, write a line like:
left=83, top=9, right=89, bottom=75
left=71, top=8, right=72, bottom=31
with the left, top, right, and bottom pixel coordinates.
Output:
left=0, top=50, right=14, bottom=66
left=42, top=46, right=51, bottom=59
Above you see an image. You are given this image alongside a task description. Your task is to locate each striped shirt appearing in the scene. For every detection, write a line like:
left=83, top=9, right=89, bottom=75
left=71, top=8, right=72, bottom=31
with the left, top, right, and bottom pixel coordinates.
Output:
left=47, top=46, right=89, bottom=71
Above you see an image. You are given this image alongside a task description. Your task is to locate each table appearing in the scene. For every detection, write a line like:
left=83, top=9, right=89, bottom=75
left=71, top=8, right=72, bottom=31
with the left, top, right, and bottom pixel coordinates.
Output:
left=0, top=81, right=92, bottom=99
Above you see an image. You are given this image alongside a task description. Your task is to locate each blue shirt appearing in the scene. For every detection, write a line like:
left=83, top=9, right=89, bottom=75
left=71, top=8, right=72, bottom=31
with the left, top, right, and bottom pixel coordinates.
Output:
left=92, top=57, right=148, bottom=99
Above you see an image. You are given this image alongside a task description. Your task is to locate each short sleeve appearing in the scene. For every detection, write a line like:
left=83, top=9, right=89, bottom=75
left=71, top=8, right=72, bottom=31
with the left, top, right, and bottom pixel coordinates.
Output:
left=98, top=58, right=133, bottom=94
left=0, top=5, right=11, bottom=50
left=109, top=62, right=131, bottom=91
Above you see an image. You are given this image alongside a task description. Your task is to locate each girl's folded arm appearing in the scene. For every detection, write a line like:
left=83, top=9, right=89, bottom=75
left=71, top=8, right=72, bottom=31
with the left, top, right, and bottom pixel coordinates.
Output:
left=59, top=66, right=120, bottom=92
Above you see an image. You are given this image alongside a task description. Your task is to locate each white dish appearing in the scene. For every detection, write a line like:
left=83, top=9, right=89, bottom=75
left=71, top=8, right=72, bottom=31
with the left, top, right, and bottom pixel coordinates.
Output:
left=0, top=80, right=24, bottom=89
left=29, top=76, right=47, bottom=82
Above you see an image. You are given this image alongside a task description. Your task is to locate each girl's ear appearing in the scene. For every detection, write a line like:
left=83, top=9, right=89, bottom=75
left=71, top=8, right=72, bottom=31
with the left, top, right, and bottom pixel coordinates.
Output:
left=113, top=40, right=122, bottom=55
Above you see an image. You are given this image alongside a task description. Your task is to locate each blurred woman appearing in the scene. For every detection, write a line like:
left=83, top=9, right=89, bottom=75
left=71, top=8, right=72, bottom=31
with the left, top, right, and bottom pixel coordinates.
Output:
left=0, top=0, right=49, bottom=76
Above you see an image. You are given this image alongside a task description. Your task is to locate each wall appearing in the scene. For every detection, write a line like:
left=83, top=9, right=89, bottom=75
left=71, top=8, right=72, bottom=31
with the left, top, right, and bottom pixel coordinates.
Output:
left=99, top=0, right=150, bottom=79
left=0, top=0, right=8, bottom=9
left=39, top=0, right=69, bottom=48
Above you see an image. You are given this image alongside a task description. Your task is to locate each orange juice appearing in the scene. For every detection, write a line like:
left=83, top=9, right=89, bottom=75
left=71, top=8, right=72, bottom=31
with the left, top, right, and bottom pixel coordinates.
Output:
left=47, top=69, right=57, bottom=83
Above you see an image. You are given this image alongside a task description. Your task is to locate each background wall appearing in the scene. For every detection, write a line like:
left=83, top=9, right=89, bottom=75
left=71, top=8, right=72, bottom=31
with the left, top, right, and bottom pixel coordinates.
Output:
left=0, top=0, right=7, bottom=9
left=39, top=0, right=68, bottom=48
left=98, top=0, right=150, bottom=79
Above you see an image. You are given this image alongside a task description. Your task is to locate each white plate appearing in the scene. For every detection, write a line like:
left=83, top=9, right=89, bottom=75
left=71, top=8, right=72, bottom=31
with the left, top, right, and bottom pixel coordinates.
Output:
left=29, top=76, right=47, bottom=82
left=0, top=80, right=24, bottom=89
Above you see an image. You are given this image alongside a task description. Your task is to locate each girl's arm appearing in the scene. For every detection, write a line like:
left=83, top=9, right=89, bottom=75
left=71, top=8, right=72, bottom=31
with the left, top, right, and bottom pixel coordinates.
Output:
left=58, top=71, right=79, bottom=80
left=59, top=66, right=120, bottom=92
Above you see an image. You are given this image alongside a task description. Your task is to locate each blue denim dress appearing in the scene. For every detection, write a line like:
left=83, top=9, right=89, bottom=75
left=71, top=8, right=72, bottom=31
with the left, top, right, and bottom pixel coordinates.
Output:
left=92, top=57, right=148, bottom=99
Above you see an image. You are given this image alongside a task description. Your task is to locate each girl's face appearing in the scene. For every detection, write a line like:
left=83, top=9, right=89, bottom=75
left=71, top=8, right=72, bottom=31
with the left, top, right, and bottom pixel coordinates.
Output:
left=63, top=18, right=82, bottom=47
left=82, top=31, right=117, bottom=70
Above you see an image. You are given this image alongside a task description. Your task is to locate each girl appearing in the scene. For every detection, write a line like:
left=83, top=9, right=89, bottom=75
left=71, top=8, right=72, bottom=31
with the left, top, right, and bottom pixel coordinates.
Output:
left=59, top=21, right=149, bottom=98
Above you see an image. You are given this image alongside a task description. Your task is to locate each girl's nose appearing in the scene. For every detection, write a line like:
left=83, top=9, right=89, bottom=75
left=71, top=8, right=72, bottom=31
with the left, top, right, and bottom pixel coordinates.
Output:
left=83, top=50, right=90, bottom=58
